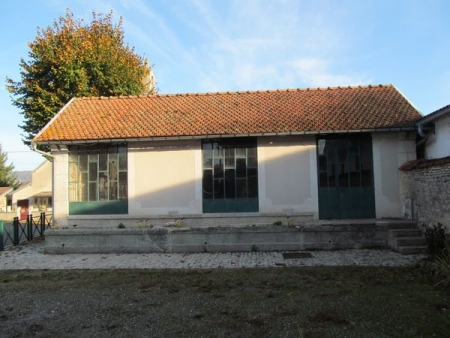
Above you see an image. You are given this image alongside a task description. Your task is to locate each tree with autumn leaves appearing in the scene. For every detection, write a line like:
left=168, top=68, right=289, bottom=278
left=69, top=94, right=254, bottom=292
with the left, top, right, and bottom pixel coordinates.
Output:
left=7, top=10, right=152, bottom=146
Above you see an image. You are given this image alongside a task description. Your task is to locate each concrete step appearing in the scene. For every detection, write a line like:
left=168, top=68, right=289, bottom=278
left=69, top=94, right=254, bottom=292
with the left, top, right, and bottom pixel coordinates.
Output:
left=388, top=222, right=420, bottom=230
left=397, top=245, right=427, bottom=255
left=396, top=237, right=426, bottom=246
left=389, top=229, right=423, bottom=238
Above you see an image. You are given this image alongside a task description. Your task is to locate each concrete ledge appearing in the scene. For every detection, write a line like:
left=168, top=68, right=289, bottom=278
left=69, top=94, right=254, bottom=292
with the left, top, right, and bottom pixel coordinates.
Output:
left=44, top=224, right=389, bottom=254
left=66, top=212, right=316, bottom=228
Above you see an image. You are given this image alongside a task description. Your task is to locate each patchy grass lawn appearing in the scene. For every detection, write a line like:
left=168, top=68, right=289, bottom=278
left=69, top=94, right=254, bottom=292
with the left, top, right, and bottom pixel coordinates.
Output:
left=0, top=267, right=449, bottom=337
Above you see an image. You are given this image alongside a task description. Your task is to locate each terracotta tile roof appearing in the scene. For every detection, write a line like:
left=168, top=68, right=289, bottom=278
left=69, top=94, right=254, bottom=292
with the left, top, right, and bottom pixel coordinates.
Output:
left=399, top=156, right=450, bottom=171
left=0, top=187, right=13, bottom=195
left=34, top=84, right=422, bottom=143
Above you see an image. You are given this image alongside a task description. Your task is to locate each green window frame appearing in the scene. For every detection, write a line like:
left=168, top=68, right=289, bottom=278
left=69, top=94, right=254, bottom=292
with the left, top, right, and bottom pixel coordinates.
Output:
left=68, top=144, right=128, bottom=215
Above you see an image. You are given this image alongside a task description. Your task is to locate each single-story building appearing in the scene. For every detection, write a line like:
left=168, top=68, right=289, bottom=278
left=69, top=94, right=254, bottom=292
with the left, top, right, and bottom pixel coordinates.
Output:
left=8, top=160, right=52, bottom=220
left=34, top=84, right=421, bottom=231
left=400, top=104, right=450, bottom=229
left=0, top=186, right=13, bottom=212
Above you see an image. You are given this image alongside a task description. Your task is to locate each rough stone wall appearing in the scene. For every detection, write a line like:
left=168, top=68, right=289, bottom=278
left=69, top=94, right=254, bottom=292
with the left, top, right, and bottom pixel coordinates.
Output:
left=401, top=162, right=450, bottom=232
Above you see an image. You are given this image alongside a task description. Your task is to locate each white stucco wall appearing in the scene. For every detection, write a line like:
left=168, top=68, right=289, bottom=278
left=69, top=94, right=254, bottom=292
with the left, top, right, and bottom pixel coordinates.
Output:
left=31, top=161, right=52, bottom=195
left=52, top=148, right=69, bottom=227
left=128, top=140, right=202, bottom=216
left=425, top=114, right=450, bottom=159
left=372, top=132, right=416, bottom=218
left=53, top=132, right=416, bottom=224
left=258, top=136, right=318, bottom=219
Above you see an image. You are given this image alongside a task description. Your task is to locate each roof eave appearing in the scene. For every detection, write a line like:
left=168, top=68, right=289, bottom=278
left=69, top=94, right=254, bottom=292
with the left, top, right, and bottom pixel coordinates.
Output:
left=417, top=104, right=450, bottom=126
left=34, top=126, right=418, bottom=146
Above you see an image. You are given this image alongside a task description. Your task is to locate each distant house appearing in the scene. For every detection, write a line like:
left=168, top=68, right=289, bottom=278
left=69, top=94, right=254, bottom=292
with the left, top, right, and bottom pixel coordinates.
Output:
left=0, top=187, right=13, bottom=212
left=9, top=160, right=52, bottom=220
left=400, top=104, right=450, bottom=229
left=33, top=84, right=421, bottom=228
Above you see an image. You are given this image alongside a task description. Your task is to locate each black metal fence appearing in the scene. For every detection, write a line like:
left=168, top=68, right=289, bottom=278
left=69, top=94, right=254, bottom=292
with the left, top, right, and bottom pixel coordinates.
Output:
left=0, top=213, right=52, bottom=251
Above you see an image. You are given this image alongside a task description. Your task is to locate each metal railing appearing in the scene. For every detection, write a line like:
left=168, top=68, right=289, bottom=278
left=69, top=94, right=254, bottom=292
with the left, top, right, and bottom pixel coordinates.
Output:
left=0, top=212, right=52, bottom=251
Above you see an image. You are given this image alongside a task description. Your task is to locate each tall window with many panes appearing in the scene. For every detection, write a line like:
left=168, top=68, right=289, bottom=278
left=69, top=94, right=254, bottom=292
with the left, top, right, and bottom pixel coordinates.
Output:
left=202, top=138, right=258, bottom=213
left=68, top=144, right=128, bottom=214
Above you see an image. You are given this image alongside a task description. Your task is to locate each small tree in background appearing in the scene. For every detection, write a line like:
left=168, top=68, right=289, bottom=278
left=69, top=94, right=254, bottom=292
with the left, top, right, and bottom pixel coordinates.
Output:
left=0, top=144, right=17, bottom=187
left=6, top=10, right=152, bottom=147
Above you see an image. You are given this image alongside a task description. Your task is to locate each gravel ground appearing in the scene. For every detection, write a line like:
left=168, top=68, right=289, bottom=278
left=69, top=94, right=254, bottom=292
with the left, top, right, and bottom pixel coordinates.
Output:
left=0, top=238, right=424, bottom=270
left=0, top=241, right=441, bottom=338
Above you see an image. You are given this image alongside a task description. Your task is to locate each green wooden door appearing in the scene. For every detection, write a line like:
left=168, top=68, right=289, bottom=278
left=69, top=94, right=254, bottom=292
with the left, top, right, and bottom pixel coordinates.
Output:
left=317, top=135, right=375, bottom=219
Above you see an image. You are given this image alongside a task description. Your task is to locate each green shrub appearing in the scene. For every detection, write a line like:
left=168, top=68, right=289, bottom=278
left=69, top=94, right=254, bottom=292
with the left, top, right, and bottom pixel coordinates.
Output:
left=117, top=223, right=126, bottom=229
left=434, top=241, right=450, bottom=288
left=424, top=223, right=446, bottom=257
left=174, top=220, right=184, bottom=228
left=273, top=221, right=282, bottom=226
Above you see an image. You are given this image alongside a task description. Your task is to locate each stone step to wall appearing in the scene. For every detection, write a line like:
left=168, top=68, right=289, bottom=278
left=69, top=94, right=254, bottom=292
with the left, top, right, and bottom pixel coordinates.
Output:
left=396, top=237, right=426, bottom=246
left=388, top=222, right=427, bottom=255
left=398, top=245, right=427, bottom=255
left=389, top=229, right=423, bottom=237
left=388, top=222, right=421, bottom=230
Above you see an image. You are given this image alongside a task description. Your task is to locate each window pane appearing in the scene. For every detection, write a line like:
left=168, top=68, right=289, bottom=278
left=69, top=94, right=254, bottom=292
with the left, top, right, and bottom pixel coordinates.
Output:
left=225, top=148, right=235, bottom=168
left=247, top=168, right=257, bottom=178
left=98, top=172, right=108, bottom=200
left=247, top=147, right=257, bottom=167
left=69, top=150, right=78, bottom=164
left=236, top=147, right=246, bottom=157
left=213, top=143, right=223, bottom=158
left=89, top=162, right=97, bottom=181
left=248, top=176, right=258, bottom=198
left=79, top=152, right=88, bottom=171
left=99, top=151, right=108, bottom=171
left=203, top=170, right=213, bottom=199
left=236, top=158, right=246, bottom=178
left=81, top=173, right=88, bottom=201
left=214, top=179, right=224, bottom=199
left=203, top=151, right=212, bottom=169
left=225, top=169, right=235, bottom=198
left=109, top=161, right=118, bottom=181
left=350, top=172, right=361, bottom=187
left=89, top=182, right=97, bottom=201
left=69, top=162, right=78, bottom=182
left=89, top=153, right=97, bottom=162
left=236, top=179, right=247, bottom=198
left=214, top=158, right=224, bottom=178
left=109, top=182, right=118, bottom=200
left=118, top=146, right=127, bottom=170
left=319, top=155, right=327, bottom=172
left=119, top=172, right=127, bottom=199
left=69, top=182, right=77, bottom=202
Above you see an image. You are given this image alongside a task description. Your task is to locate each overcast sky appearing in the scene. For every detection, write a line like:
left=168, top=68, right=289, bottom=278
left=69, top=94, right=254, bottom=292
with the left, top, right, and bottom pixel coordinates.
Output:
left=1, top=0, right=449, bottom=171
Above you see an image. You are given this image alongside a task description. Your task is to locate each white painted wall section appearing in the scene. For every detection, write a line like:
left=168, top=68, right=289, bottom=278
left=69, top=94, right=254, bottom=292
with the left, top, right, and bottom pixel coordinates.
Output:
left=425, top=115, right=450, bottom=159
left=372, top=132, right=416, bottom=218
left=128, top=140, right=202, bottom=216
left=258, top=136, right=318, bottom=219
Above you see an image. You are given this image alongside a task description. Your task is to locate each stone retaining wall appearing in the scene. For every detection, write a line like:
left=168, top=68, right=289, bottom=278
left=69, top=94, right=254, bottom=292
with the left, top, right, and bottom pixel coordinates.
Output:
left=400, top=158, right=450, bottom=231
left=43, top=224, right=389, bottom=254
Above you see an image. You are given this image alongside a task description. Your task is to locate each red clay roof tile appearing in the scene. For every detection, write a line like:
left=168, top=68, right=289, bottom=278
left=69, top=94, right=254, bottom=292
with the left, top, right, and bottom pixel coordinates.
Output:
left=34, top=85, right=422, bottom=143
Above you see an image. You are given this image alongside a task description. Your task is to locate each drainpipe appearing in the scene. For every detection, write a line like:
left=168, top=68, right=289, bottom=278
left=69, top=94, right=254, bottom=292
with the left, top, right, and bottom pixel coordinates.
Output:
left=416, top=124, right=428, bottom=147
left=31, top=141, right=54, bottom=158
